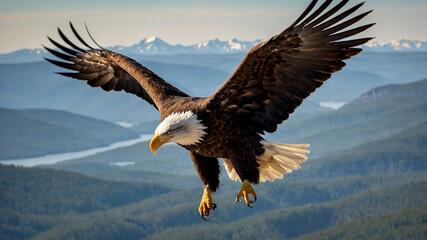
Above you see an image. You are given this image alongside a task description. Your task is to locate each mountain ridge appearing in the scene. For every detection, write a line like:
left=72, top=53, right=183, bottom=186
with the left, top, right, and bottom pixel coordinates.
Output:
left=0, top=107, right=139, bottom=160
left=1, top=75, right=426, bottom=239
left=362, top=39, right=427, bottom=52
left=1, top=38, right=426, bottom=64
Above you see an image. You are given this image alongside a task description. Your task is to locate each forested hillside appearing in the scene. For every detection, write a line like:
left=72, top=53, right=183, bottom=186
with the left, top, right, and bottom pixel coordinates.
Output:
left=2, top=164, right=425, bottom=239
left=271, top=78, right=427, bottom=157
left=0, top=108, right=139, bottom=160
left=1, top=53, right=426, bottom=239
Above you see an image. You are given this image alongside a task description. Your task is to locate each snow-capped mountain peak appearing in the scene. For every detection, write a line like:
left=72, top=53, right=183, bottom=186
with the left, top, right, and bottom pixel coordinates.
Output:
left=2, top=38, right=427, bottom=64
left=145, top=36, right=158, bottom=43
left=362, top=39, right=427, bottom=52
left=228, top=39, right=244, bottom=50
left=112, top=37, right=262, bottom=55
left=126, top=37, right=176, bottom=54
left=192, top=38, right=261, bottom=53
left=137, top=36, right=165, bottom=46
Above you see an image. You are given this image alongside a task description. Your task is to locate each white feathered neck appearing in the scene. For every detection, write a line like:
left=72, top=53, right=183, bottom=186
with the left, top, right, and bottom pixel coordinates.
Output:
left=155, top=111, right=208, bottom=146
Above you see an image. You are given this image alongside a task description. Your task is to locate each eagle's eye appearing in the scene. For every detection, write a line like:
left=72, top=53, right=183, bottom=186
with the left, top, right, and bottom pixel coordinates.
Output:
left=165, top=130, right=173, bottom=136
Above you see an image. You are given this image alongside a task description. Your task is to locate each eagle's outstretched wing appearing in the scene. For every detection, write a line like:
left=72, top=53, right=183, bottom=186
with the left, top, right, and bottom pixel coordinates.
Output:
left=44, top=22, right=189, bottom=111
left=207, top=0, right=374, bottom=134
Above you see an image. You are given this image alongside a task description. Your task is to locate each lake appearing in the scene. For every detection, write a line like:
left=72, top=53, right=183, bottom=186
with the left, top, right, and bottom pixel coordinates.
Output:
left=0, top=134, right=153, bottom=167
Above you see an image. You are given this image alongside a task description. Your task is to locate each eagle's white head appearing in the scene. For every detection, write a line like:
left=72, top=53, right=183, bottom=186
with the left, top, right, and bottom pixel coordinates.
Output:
left=150, top=111, right=208, bottom=153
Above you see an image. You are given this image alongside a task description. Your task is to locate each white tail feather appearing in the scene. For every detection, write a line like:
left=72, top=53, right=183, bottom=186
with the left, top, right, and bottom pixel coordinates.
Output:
left=258, top=142, right=309, bottom=182
left=222, top=158, right=240, bottom=181
left=222, top=142, right=310, bottom=183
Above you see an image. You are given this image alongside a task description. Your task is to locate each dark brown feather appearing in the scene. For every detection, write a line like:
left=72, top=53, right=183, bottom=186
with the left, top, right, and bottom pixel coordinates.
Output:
left=47, top=37, right=78, bottom=55
left=315, top=2, right=365, bottom=30
left=324, top=10, right=373, bottom=35
left=289, top=0, right=318, bottom=28
left=44, top=1, right=374, bottom=187
left=44, top=58, right=79, bottom=71
left=57, top=27, right=85, bottom=52
left=190, top=152, right=220, bottom=192
left=43, top=46, right=72, bottom=61
left=307, top=0, right=349, bottom=28
left=206, top=1, right=374, bottom=134
left=44, top=23, right=191, bottom=111
left=300, top=0, right=332, bottom=26
left=69, top=21, right=94, bottom=50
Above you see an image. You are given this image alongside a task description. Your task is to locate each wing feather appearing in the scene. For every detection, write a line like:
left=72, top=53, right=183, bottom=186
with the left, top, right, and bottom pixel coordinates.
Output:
left=69, top=22, right=94, bottom=50
left=328, top=24, right=375, bottom=42
left=314, top=2, right=366, bottom=31
left=43, top=45, right=73, bottom=60
left=57, top=27, right=86, bottom=52
left=307, top=0, right=349, bottom=28
left=44, top=23, right=189, bottom=110
left=299, top=0, right=332, bottom=26
left=47, top=37, right=79, bottom=55
left=206, top=0, right=374, bottom=134
left=323, top=10, right=373, bottom=35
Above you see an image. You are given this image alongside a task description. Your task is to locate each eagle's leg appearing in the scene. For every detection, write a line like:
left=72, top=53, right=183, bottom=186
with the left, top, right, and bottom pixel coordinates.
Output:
left=199, top=188, right=217, bottom=220
left=189, top=152, right=220, bottom=220
left=235, top=180, right=257, bottom=207
left=228, top=149, right=259, bottom=207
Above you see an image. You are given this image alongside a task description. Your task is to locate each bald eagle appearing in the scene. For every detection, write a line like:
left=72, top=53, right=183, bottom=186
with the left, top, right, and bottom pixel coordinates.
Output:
left=44, top=0, right=374, bottom=219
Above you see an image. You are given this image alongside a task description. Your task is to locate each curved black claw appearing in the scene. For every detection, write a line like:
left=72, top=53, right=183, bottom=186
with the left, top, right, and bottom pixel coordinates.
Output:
left=236, top=180, right=257, bottom=207
left=200, top=202, right=216, bottom=221
left=236, top=193, right=257, bottom=207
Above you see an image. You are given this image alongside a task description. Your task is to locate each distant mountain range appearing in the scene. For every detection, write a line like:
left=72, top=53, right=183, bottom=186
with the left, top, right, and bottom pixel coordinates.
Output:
left=5, top=77, right=422, bottom=239
left=2, top=50, right=427, bottom=123
left=114, top=38, right=427, bottom=54
left=1, top=38, right=426, bottom=64
left=110, top=37, right=262, bottom=55
left=1, top=37, right=426, bottom=239
left=362, top=39, right=427, bottom=52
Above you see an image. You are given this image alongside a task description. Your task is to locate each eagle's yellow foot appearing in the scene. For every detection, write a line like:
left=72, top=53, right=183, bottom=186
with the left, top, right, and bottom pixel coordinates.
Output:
left=199, top=188, right=216, bottom=220
left=236, top=180, right=257, bottom=207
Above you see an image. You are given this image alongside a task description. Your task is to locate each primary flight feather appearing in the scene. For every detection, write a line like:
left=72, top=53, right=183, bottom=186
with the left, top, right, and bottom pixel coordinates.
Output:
left=44, top=0, right=374, bottom=219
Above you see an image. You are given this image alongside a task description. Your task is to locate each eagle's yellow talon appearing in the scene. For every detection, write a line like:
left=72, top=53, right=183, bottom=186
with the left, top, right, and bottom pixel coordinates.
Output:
left=236, top=180, right=257, bottom=207
left=199, top=188, right=215, bottom=220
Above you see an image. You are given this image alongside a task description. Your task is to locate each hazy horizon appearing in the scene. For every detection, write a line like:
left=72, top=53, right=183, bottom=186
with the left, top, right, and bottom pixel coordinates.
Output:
left=1, top=0, right=426, bottom=54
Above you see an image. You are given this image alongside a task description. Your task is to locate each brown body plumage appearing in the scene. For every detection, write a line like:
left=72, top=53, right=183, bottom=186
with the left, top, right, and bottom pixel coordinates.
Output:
left=44, top=0, right=374, bottom=219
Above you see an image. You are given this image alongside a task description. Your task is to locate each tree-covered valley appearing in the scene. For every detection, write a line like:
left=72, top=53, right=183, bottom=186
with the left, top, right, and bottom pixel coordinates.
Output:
left=1, top=50, right=426, bottom=239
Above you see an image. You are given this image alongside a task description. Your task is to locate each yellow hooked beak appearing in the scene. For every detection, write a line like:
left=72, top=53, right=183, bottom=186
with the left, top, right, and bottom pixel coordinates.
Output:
left=150, top=134, right=172, bottom=154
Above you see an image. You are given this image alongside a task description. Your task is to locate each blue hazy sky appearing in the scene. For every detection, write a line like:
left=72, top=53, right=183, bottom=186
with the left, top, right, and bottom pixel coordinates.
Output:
left=1, top=0, right=426, bottom=53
